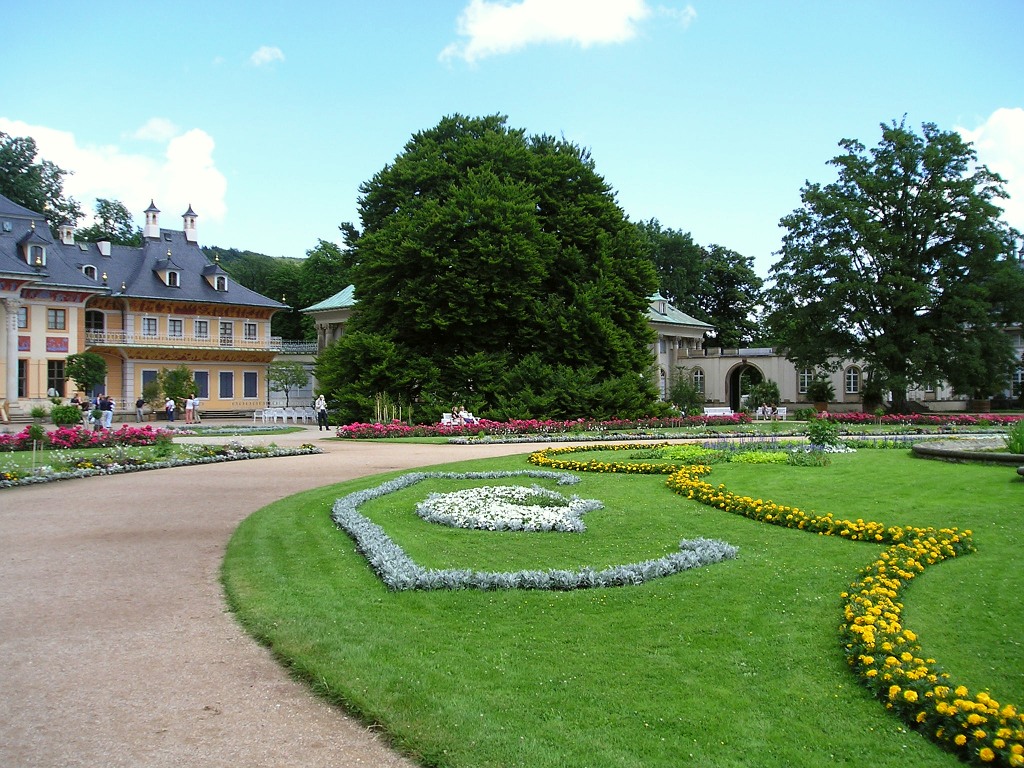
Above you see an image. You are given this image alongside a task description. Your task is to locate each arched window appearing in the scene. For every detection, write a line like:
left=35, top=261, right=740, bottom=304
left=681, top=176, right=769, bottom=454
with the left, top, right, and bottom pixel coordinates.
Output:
left=83, top=265, right=97, bottom=280
left=845, top=366, right=861, bottom=394
left=29, top=244, right=45, bottom=266
left=167, top=270, right=180, bottom=287
left=215, top=275, right=227, bottom=291
left=85, top=310, right=105, bottom=333
left=692, top=367, right=705, bottom=395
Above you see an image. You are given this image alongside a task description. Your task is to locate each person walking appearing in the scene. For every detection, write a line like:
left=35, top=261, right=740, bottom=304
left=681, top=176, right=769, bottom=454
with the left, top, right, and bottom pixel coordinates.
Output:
left=315, top=395, right=329, bottom=431
left=99, top=395, right=115, bottom=429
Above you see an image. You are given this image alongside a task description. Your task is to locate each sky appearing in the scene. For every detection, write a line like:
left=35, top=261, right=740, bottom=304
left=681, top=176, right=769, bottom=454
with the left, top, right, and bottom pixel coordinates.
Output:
left=2, top=0, right=1023, bottom=279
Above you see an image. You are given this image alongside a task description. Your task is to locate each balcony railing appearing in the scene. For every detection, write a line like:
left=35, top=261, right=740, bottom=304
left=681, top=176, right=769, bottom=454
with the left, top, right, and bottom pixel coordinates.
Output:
left=274, top=340, right=319, bottom=354
left=86, top=330, right=283, bottom=353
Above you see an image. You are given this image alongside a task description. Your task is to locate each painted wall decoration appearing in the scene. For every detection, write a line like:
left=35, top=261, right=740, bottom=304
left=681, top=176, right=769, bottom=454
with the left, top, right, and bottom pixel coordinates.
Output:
left=46, top=337, right=70, bottom=353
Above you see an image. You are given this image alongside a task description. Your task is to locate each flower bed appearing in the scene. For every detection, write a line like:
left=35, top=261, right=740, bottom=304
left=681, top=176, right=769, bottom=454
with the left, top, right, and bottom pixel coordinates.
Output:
left=0, top=424, right=175, bottom=451
left=416, top=484, right=603, bottom=532
left=826, top=412, right=1023, bottom=428
left=335, top=414, right=751, bottom=439
left=330, top=470, right=738, bottom=590
left=663, top=464, right=1023, bottom=766
left=0, top=442, right=322, bottom=488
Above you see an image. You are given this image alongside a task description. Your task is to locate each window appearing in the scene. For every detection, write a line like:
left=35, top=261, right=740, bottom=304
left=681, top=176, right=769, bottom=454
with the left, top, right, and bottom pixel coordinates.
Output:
left=17, top=306, right=27, bottom=329
left=215, top=275, right=227, bottom=291
left=659, top=337, right=667, bottom=354
left=47, top=308, right=66, bottom=330
left=193, top=371, right=210, bottom=399
left=798, top=368, right=813, bottom=394
left=168, top=318, right=183, bottom=338
left=1013, top=367, right=1024, bottom=398
left=85, top=310, right=104, bottom=332
left=243, top=371, right=258, bottom=398
left=244, top=322, right=257, bottom=341
left=47, top=360, right=65, bottom=396
left=18, top=360, right=27, bottom=398
left=142, top=369, right=159, bottom=392
left=83, top=265, right=97, bottom=280
left=194, top=319, right=209, bottom=339
left=142, top=317, right=158, bottom=337
left=845, top=366, right=861, bottom=395
left=219, top=371, right=234, bottom=399
left=167, top=271, right=180, bottom=287
left=29, top=244, right=45, bottom=266
left=692, top=367, right=705, bottom=395
left=219, top=321, right=233, bottom=346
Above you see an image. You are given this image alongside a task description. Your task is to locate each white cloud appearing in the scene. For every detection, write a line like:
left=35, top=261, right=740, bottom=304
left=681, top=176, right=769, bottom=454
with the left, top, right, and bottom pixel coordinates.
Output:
left=440, top=0, right=693, bottom=64
left=0, top=117, right=228, bottom=226
left=957, top=107, right=1024, bottom=232
left=249, top=45, right=285, bottom=67
left=130, top=117, right=179, bottom=142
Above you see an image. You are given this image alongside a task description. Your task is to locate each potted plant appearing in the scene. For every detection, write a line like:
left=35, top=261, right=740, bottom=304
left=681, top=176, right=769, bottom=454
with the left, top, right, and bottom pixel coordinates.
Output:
left=29, top=404, right=49, bottom=424
left=51, top=404, right=85, bottom=428
left=806, top=375, right=835, bottom=412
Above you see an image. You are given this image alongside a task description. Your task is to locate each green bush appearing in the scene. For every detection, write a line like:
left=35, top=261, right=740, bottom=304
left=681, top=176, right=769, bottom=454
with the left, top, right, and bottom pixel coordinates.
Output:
left=50, top=404, right=84, bottom=427
left=1004, top=419, right=1024, bottom=454
left=806, top=417, right=840, bottom=447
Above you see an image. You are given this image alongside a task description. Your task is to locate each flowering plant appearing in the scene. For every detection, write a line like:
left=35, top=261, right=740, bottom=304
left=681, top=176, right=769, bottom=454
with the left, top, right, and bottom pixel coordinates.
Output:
left=416, top=484, right=602, bottom=532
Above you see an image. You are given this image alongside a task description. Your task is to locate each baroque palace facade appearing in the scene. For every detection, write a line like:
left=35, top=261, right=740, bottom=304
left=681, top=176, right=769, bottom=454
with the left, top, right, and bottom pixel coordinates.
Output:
left=0, top=193, right=284, bottom=417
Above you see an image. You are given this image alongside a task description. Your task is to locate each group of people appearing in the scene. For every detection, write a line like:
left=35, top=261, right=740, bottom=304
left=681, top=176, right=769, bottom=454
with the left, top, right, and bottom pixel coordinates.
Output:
left=756, top=403, right=781, bottom=420
left=69, top=393, right=115, bottom=429
left=160, top=396, right=201, bottom=423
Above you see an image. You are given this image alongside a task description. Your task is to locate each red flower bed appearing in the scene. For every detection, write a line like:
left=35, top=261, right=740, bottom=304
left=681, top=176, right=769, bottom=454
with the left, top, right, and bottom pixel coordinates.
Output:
left=334, top=414, right=751, bottom=439
left=0, top=424, right=174, bottom=452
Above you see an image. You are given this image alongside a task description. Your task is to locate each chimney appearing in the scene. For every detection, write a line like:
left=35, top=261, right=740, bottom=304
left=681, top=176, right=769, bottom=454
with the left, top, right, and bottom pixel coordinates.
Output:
left=143, top=200, right=161, bottom=239
left=182, top=204, right=198, bottom=243
left=98, top=240, right=111, bottom=257
left=58, top=223, right=75, bottom=245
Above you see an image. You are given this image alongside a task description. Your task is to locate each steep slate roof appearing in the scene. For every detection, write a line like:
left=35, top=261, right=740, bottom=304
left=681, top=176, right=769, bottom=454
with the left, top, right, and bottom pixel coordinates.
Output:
left=303, top=284, right=356, bottom=313
left=0, top=192, right=285, bottom=308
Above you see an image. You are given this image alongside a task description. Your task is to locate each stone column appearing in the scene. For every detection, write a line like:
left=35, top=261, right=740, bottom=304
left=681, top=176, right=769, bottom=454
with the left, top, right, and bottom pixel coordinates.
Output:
left=3, top=298, right=22, bottom=405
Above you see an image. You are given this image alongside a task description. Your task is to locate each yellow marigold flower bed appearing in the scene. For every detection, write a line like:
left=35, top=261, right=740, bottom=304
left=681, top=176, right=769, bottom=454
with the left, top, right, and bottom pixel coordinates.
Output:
left=661, top=460, right=1023, bottom=767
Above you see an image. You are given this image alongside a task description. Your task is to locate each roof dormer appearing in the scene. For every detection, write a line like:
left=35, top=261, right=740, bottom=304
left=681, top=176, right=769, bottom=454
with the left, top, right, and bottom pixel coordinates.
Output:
left=155, top=248, right=183, bottom=287
left=202, top=258, right=229, bottom=292
left=19, top=222, right=49, bottom=267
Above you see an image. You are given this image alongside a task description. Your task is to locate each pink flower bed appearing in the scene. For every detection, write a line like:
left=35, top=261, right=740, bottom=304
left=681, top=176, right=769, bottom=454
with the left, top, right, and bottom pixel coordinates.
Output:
left=334, top=414, right=751, bottom=439
left=822, top=412, right=1023, bottom=427
left=0, top=424, right=174, bottom=452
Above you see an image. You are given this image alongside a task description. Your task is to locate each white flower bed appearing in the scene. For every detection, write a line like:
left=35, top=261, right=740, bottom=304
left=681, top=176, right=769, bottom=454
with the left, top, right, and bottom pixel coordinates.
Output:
left=331, top=470, right=739, bottom=591
left=416, top=484, right=602, bottom=532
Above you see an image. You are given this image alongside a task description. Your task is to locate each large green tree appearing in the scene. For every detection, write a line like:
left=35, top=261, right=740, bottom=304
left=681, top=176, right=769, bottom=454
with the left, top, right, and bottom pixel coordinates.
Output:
left=74, top=198, right=142, bottom=246
left=0, top=131, right=82, bottom=232
left=766, top=119, right=1024, bottom=411
left=637, top=220, right=763, bottom=347
left=324, top=114, right=658, bottom=422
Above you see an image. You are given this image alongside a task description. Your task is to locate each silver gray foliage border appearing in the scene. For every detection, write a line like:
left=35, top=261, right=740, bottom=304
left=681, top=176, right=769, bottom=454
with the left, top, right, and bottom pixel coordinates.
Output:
left=331, top=470, right=739, bottom=591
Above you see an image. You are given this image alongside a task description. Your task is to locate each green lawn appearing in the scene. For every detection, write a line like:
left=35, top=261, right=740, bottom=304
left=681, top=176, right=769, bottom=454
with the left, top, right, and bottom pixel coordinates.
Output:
left=222, top=450, right=1022, bottom=768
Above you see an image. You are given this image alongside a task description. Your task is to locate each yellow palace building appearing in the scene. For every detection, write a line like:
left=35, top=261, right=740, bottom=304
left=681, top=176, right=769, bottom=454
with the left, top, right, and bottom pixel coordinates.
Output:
left=0, top=193, right=285, bottom=418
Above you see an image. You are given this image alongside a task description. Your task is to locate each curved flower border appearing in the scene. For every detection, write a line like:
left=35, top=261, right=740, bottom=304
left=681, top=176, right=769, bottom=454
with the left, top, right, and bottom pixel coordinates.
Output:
left=536, top=443, right=1024, bottom=766
left=330, top=470, right=738, bottom=591
left=665, top=464, right=1023, bottom=765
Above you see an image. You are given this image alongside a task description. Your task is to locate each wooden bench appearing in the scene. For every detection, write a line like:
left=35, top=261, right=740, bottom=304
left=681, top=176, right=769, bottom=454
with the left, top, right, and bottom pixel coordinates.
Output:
left=703, top=407, right=733, bottom=417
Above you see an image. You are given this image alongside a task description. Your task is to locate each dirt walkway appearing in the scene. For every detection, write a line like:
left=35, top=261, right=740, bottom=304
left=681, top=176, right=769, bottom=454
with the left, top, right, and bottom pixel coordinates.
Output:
left=0, top=425, right=545, bottom=767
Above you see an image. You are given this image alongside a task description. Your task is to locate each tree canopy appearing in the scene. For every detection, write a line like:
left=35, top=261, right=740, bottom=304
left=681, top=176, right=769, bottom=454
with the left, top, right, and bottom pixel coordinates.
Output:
left=766, top=119, right=1024, bottom=411
left=74, top=198, right=142, bottom=246
left=319, top=114, right=659, bottom=422
left=0, top=131, right=82, bottom=233
left=637, top=221, right=763, bottom=347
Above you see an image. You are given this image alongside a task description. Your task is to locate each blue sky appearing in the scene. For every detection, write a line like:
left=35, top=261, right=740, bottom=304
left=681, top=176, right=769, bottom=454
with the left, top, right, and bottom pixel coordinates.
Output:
left=3, top=0, right=1022, bottom=278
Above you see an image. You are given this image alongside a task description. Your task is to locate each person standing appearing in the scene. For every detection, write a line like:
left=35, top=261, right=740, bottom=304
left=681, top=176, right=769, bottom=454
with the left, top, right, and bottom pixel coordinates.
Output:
left=184, top=395, right=195, bottom=424
left=135, top=396, right=146, bottom=422
left=99, top=394, right=115, bottom=429
left=165, top=397, right=176, bottom=422
left=315, top=395, right=329, bottom=431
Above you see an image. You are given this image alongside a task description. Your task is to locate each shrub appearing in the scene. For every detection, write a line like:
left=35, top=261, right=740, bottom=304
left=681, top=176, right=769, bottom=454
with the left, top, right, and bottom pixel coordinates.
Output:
left=806, top=417, right=840, bottom=447
left=50, top=404, right=84, bottom=428
left=1004, top=419, right=1024, bottom=454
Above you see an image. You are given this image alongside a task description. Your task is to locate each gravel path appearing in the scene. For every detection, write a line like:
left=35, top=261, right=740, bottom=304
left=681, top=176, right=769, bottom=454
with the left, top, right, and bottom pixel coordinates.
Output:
left=0, top=425, right=545, bottom=768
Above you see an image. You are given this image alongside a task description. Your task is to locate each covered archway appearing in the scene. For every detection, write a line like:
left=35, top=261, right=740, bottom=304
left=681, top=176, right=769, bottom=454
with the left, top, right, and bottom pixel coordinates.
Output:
left=726, top=362, right=764, bottom=412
